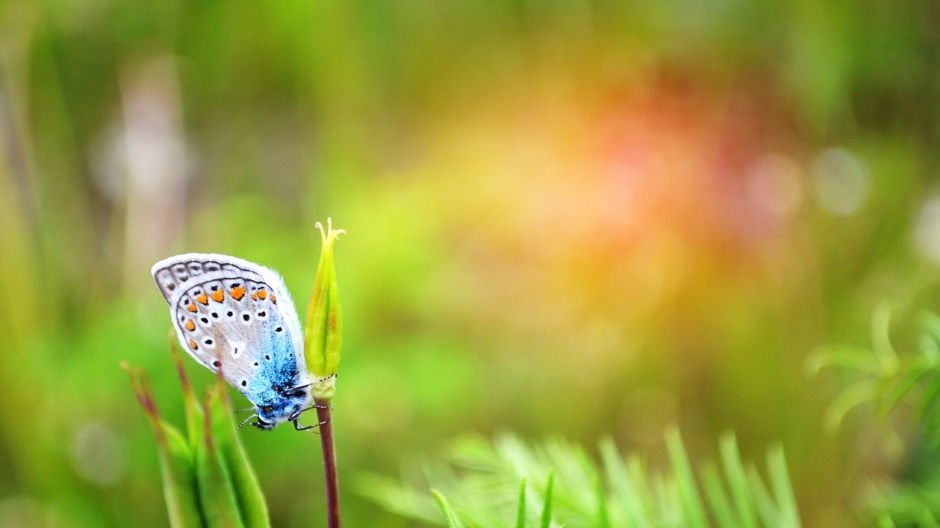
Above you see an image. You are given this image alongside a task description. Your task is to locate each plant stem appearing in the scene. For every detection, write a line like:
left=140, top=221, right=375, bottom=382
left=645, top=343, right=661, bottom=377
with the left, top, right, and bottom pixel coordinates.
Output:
left=316, top=399, right=341, bottom=528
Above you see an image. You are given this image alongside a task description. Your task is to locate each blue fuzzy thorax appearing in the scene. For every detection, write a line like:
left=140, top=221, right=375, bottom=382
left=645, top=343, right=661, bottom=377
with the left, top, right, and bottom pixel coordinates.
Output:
left=245, top=313, right=310, bottom=427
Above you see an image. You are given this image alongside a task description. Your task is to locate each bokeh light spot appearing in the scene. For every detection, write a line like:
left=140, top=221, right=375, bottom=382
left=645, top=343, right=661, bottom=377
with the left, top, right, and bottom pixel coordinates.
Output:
left=811, top=148, right=869, bottom=216
left=746, top=153, right=803, bottom=217
left=71, top=422, right=126, bottom=486
left=914, top=195, right=940, bottom=263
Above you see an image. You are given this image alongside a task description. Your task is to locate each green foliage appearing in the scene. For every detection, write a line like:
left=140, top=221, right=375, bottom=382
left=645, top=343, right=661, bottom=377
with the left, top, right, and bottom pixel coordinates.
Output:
left=359, top=431, right=801, bottom=528
left=124, top=339, right=271, bottom=528
left=4, top=0, right=940, bottom=524
left=808, top=304, right=940, bottom=443
left=809, top=306, right=940, bottom=525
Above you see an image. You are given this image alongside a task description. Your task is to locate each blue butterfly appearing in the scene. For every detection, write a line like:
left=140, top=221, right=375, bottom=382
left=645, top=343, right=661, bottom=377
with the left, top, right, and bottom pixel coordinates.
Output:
left=152, top=254, right=326, bottom=430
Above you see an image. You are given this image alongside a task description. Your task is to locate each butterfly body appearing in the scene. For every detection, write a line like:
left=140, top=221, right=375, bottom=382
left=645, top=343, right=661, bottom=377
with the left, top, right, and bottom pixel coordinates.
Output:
left=151, top=253, right=313, bottom=430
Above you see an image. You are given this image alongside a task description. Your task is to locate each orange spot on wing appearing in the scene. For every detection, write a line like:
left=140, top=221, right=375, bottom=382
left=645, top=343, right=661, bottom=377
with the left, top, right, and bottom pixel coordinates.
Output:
left=231, top=286, right=246, bottom=300
left=270, top=295, right=276, bottom=304
left=211, top=290, right=225, bottom=302
left=257, top=289, right=267, bottom=300
left=184, top=320, right=195, bottom=331
left=189, top=340, right=198, bottom=350
left=187, top=304, right=197, bottom=312
left=196, top=293, right=208, bottom=305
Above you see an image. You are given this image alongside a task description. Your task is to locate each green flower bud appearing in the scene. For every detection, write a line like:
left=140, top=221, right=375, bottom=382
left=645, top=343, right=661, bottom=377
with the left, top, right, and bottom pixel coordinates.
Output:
left=304, top=218, right=345, bottom=400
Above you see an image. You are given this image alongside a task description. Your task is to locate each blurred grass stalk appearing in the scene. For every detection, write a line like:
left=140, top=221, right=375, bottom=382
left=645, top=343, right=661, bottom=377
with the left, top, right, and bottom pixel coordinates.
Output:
left=304, top=218, right=346, bottom=528
left=363, top=430, right=800, bottom=528
left=123, top=336, right=270, bottom=528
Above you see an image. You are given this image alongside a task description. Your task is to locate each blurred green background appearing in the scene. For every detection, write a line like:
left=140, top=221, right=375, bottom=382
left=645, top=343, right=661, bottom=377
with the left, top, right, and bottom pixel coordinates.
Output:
left=2, top=0, right=940, bottom=526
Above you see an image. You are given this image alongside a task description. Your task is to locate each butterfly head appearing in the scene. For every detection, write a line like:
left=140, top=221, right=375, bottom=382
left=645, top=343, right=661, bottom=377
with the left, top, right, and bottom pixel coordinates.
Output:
left=251, top=386, right=312, bottom=430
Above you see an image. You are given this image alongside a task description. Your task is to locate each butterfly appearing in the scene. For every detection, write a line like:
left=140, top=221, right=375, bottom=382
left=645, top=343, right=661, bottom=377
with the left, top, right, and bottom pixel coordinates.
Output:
left=151, top=253, right=326, bottom=431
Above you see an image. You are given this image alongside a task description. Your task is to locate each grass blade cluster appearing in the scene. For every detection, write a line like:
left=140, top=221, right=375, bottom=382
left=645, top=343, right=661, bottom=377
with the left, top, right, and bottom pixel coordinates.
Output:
left=810, top=308, right=940, bottom=524
left=123, top=337, right=270, bottom=528
left=359, top=430, right=800, bottom=527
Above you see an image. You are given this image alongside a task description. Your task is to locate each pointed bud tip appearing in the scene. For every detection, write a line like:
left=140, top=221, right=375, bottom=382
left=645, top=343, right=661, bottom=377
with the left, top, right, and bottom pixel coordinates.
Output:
left=315, top=218, right=346, bottom=244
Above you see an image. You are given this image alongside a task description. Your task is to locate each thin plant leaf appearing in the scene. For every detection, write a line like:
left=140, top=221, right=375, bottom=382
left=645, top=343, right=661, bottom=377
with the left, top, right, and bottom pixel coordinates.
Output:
left=665, top=428, right=708, bottom=528
left=883, top=363, right=934, bottom=412
left=746, top=466, right=779, bottom=526
left=824, top=379, right=877, bottom=431
left=541, top=471, right=554, bottom=528
left=168, top=330, right=204, bottom=453
left=515, top=477, right=527, bottom=528
left=596, top=474, right=611, bottom=528
left=921, top=312, right=940, bottom=361
left=871, top=303, right=899, bottom=376
left=627, top=457, right=656, bottom=526
left=876, top=513, right=896, bottom=528
left=207, top=377, right=270, bottom=528
left=432, top=490, right=464, bottom=528
left=196, top=390, right=246, bottom=528
left=600, top=439, right=651, bottom=528
left=124, top=363, right=204, bottom=528
left=719, top=434, right=758, bottom=528
left=767, top=446, right=800, bottom=528
left=700, top=462, right=737, bottom=528
left=804, top=346, right=883, bottom=376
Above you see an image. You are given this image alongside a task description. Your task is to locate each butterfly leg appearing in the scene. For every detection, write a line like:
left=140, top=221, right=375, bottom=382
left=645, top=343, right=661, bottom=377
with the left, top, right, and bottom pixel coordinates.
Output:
left=293, top=416, right=330, bottom=432
left=288, top=404, right=331, bottom=422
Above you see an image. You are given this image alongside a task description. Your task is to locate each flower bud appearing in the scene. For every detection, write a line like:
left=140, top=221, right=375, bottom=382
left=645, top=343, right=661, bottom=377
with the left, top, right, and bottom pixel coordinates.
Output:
left=304, top=218, right=345, bottom=400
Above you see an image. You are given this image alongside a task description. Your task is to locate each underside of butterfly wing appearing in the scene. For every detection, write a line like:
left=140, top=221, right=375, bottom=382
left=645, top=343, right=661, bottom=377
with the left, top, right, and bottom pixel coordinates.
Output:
left=151, top=254, right=310, bottom=420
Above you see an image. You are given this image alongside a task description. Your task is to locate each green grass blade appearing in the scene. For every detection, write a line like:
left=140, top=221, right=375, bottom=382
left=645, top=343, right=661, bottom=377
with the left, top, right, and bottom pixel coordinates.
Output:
left=804, top=346, right=883, bottom=376
left=207, top=379, right=270, bottom=528
left=196, top=390, right=246, bottom=528
left=162, top=423, right=207, bottom=528
left=432, top=490, right=464, bottom=528
left=600, top=439, right=650, bottom=528
left=596, top=474, right=611, bottom=528
left=746, top=466, right=779, bottom=526
left=871, top=303, right=899, bottom=375
left=824, top=379, right=877, bottom=431
left=168, top=331, right=205, bottom=453
left=876, top=513, right=896, bottom=528
left=515, top=477, right=527, bottom=528
left=665, top=428, right=708, bottom=528
left=124, top=364, right=204, bottom=528
left=767, top=446, right=800, bottom=528
left=918, top=508, right=940, bottom=528
left=627, top=457, right=656, bottom=526
left=701, top=462, right=737, bottom=528
left=541, top=471, right=555, bottom=528
left=719, top=434, right=757, bottom=528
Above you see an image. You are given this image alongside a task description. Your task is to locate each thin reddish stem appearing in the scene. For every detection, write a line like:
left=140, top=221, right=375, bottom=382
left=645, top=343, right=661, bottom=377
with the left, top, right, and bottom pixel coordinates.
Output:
left=316, top=399, right=340, bottom=528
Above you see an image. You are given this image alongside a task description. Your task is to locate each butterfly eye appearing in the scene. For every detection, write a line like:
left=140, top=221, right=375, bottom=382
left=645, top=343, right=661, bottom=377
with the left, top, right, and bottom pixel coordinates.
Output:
left=262, top=405, right=273, bottom=413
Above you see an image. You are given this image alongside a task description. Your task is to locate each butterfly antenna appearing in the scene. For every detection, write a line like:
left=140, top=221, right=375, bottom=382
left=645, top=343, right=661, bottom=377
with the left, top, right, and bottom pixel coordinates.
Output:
left=238, top=414, right=258, bottom=429
left=234, top=406, right=256, bottom=413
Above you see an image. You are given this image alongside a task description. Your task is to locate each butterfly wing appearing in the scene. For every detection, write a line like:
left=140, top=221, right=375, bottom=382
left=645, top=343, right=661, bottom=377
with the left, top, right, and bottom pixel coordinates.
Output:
left=151, top=254, right=309, bottom=399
